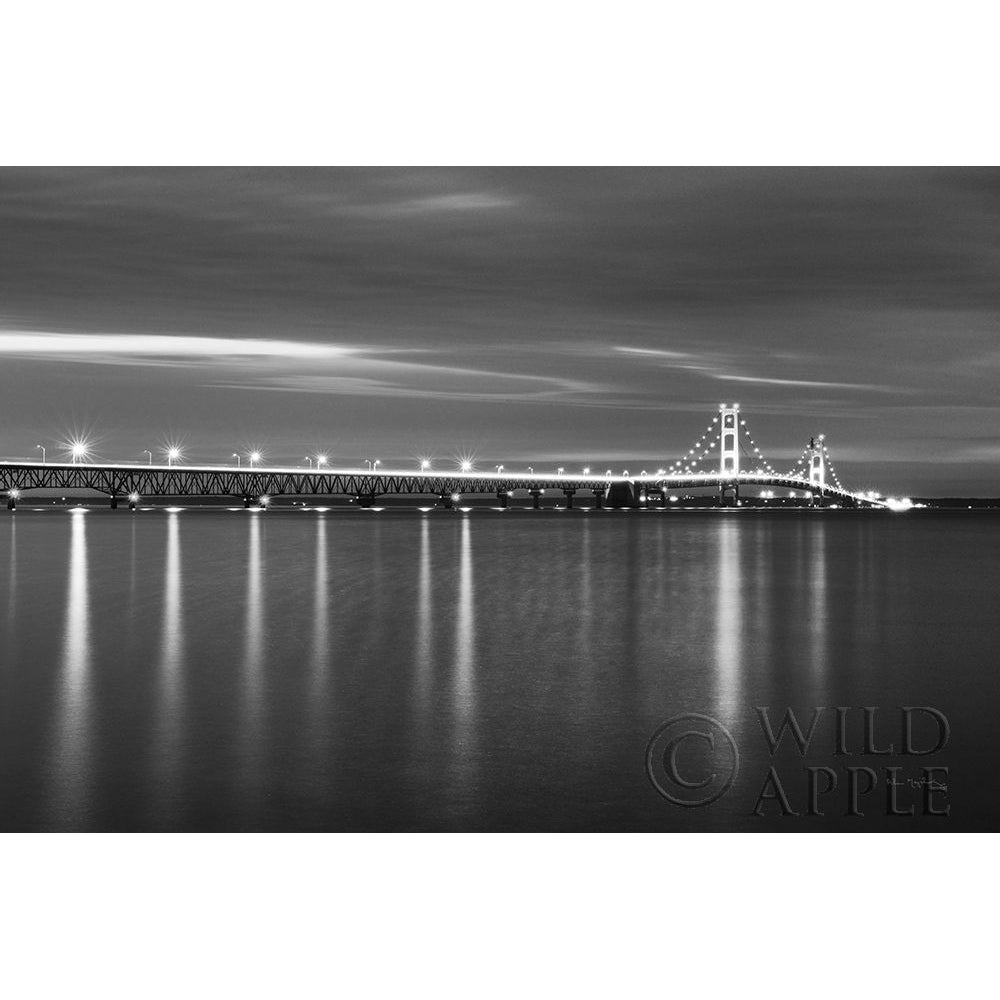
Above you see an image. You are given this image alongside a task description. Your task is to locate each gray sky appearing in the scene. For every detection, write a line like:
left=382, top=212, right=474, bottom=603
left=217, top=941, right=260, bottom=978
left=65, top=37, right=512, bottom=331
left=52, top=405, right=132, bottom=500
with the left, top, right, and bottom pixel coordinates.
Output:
left=1, top=167, right=998, bottom=493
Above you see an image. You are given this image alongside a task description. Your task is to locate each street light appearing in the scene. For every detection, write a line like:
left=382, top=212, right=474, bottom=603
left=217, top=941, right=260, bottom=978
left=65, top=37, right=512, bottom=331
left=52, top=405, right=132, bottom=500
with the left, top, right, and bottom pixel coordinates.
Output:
left=583, top=467, right=590, bottom=475
left=35, top=444, right=45, bottom=464
left=557, top=467, right=564, bottom=475
left=420, top=459, right=430, bottom=471
left=233, top=453, right=241, bottom=467
left=305, top=456, right=313, bottom=469
left=496, top=464, right=504, bottom=474
left=527, top=466, right=534, bottom=474
left=365, top=458, right=380, bottom=472
left=460, top=460, right=471, bottom=473
left=250, top=451, right=261, bottom=468
left=143, top=449, right=152, bottom=465
left=317, top=455, right=327, bottom=468
left=167, top=447, right=180, bottom=467
left=71, top=442, right=87, bottom=465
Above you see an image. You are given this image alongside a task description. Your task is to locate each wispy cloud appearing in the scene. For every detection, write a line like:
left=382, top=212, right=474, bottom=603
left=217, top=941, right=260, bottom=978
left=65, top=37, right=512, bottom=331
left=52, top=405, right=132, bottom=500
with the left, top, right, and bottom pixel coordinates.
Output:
left=0, top=329, right=606, bottom=404
left=0, top=332, right=358, bottom=361
left=713, top=374, right=898, bottom=391
left=614, top=346, right=695, bottom=360
left=342, top=191, right=519, bottom=219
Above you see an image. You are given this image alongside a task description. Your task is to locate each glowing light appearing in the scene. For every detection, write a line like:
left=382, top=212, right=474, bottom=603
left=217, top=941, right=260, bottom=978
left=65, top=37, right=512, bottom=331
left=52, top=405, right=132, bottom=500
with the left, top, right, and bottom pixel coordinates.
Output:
left=461, top=460, right=472, bottom=472
left=583, top=467, right=590, bottom=475
left=259, top=495, right=270, bottom=507
left=250, top=451, right=261, bottom=466
left=451, top=493, right=461, bottom=502
left=420, top=459, right=430, bottom=471
left=9, top=489, right=20, bottom=499
left=70, top=441, right=89, bottom=463
left=317, top=455, right=328, bottom=466
left=128, top=492, right=140, bottom=503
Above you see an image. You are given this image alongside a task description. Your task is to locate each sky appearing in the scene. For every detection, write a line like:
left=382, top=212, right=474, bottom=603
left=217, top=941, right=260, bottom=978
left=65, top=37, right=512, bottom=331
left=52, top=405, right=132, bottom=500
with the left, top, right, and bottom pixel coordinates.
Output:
left=1, top=166, right=998, bottom=494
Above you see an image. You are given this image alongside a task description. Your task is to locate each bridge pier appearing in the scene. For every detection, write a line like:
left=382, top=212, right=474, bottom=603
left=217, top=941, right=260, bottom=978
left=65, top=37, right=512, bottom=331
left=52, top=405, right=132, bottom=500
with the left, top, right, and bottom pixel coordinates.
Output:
left=496, top=491, right=508, bottom=508
left=529, top=489, right=543, bottom=509
left=718, top=481, right=740, bottom=507
left=244, top=496, right=253, bottom=508
left=563, top=488, right=575, bottom=509
left=6, top=497, right=15, bottom=511
left=592, top=489, right=604, bottom=509
left=129, top=498, right=137, bottom=511
left=438, top=493, right=455, bottom=510
left=109, top=495, right=118, bottom=510
left=356, top=494, right=375, bottom=508
left=606, top=481, right=637, bottom=508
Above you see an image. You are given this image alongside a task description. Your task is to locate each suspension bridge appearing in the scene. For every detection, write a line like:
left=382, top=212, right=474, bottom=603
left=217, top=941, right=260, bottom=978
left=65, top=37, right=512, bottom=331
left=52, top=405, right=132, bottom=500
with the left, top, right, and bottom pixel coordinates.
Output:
left=0, top=404, right=883, bottom=510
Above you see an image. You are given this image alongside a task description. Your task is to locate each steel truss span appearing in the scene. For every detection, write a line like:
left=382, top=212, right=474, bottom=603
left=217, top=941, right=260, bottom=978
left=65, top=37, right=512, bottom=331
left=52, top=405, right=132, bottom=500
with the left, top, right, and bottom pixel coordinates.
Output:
left=0, top=462, right=872, bottom=507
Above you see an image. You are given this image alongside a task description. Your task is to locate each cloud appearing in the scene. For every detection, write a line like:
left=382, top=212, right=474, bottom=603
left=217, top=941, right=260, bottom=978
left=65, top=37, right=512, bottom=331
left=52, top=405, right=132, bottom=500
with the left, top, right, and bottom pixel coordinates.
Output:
left=713, top=374, right=898, bottom=392
left=0, top=332, right=358, bottom=361
left=0, top=329, right=606, bottom=403
left=396, top=193, right=518, bottom=214
left=614, top=346, right=695, bottom=360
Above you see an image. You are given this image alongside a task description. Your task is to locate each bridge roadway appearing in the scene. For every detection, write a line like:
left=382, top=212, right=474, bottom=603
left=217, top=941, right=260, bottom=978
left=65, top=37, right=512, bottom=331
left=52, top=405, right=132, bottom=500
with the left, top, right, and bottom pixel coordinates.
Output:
left=0, top=460, right=874, bottom=508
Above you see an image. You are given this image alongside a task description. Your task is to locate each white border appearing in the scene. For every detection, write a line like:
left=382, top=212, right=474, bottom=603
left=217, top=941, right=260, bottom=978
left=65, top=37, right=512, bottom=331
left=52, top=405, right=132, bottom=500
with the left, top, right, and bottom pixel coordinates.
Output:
left=3, top=835, right=993, bottom=997
left=2, top=1, right=998, bottom=165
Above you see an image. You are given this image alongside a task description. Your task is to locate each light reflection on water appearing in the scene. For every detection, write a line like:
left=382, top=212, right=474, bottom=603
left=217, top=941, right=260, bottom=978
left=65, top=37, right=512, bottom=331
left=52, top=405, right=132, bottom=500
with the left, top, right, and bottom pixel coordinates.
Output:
left=0, top=508, right=996, bottom=831
left=51, top=510, right=92, bottom=827
left=153, top=511, right=184, bottom=802
left=714, top=518, right=742, bottom=722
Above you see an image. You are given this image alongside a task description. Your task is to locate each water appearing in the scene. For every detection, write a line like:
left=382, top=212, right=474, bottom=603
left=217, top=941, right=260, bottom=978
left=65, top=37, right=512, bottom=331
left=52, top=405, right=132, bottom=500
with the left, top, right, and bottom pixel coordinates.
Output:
left=0, top=507, right=996, bottom=831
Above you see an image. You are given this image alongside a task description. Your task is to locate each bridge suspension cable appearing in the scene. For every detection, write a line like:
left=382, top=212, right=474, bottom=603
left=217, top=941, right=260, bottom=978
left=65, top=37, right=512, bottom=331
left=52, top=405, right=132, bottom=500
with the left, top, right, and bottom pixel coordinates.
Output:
left=669, top=414, right=721, bottom=475
left=818, top=438, right=846, bottom=492
left=784, top=443, right=812, bottom=479
left=735, top=413, right=781, bottom=477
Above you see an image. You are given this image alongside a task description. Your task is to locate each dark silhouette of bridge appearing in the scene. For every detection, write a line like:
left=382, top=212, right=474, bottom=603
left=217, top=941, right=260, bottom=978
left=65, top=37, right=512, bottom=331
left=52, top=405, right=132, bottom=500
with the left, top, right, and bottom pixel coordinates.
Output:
left=0, top=405, right=883, bottom=510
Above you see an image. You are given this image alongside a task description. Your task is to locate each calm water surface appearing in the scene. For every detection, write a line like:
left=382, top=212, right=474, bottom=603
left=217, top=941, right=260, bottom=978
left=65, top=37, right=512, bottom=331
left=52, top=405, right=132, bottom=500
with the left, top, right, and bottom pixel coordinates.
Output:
left=0, top=507, right=996, bottom=831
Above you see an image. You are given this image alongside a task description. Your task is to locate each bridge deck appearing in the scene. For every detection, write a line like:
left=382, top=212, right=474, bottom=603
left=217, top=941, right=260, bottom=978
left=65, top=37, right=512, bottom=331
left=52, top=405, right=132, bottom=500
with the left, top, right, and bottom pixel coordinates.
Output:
left=0, top=461, right=869, bottom=505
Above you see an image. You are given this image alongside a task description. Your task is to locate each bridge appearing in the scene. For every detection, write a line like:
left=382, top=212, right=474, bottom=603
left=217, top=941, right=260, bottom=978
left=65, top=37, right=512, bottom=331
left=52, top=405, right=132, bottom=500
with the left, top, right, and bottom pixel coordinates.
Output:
left=0, top=405, right=883, bottom=510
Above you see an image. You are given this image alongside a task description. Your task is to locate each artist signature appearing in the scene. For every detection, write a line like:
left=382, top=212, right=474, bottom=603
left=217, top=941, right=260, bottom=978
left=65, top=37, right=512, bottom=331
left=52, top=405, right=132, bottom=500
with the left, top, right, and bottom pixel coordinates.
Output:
left=887, top=775, right=948, bottom=793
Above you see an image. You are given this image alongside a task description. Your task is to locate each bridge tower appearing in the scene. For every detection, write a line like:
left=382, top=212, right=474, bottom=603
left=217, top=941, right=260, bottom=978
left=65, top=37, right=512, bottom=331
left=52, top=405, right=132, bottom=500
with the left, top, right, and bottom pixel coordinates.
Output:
left=719, top=404, right=740, bottom=476
left=808, top=435, right=826, bottom=490
left=718, top=404, right=740, bottom=505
